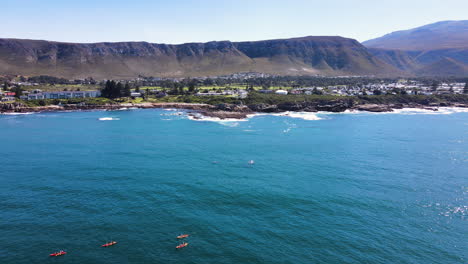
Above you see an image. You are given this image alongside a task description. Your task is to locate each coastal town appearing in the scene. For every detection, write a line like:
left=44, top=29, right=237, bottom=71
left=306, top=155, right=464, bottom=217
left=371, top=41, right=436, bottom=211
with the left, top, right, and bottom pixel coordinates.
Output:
left=0, top=74, right=467, bottom=102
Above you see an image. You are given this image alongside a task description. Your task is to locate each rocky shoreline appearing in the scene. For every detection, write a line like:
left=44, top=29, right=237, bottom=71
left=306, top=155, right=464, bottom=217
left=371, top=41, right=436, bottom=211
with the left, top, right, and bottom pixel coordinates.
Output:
left=1, top=101, right=468, bottom=119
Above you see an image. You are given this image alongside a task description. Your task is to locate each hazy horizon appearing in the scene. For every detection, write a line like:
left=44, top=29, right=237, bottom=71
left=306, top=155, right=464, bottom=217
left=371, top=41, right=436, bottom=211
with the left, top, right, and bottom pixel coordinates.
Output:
left=2, top=0, right=468, bottom=44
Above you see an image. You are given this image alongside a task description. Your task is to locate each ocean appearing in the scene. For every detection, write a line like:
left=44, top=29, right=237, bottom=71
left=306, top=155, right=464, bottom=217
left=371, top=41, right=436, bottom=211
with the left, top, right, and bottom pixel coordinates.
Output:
left=0, top=108, right=467, bottom=264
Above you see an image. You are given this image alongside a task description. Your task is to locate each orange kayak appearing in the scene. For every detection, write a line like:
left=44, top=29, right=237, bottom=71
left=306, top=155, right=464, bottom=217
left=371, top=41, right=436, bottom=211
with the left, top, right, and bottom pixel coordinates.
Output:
left=50, top=251, right=66, bottom=257
left=102, top=241, right=117, bottom=247
left=176, top=242, right=188, bottom=249
left=177, top=234, right=189, bottom=239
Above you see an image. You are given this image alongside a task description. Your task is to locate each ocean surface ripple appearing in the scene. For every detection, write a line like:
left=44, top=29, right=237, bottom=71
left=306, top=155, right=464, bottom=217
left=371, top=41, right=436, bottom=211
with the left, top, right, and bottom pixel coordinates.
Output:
left=0, top=109, right=467, bottom=264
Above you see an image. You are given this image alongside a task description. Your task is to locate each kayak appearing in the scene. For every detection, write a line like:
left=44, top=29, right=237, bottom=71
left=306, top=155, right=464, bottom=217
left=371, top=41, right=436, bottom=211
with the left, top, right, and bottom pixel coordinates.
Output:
left=50, top=251, right=66, bottom=257
left=177, top=234, right=189, bottom=239
left=176, top=242, right=188, bottom=249
left=102, top=241, right=117, bottom=247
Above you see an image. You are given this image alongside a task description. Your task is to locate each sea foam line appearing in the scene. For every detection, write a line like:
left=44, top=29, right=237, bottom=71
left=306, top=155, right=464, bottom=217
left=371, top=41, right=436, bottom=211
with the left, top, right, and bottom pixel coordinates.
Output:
left=98, top=117, right=120, bottom=121
left=343, top=107, right=468, bottom=115
left=1, top=112, right=35, bottom=115
left=247, top=112, right=322, bottom=121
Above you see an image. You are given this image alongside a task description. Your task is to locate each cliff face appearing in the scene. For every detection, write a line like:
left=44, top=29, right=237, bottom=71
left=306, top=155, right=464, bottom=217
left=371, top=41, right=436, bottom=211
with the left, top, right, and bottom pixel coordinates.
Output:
left=0, top=36, right=397, bottom=79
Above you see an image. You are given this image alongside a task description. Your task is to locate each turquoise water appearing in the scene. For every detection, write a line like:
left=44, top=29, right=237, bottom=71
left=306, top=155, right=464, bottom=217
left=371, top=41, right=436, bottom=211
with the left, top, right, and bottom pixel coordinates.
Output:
left=0, top=109, right=467, bottom=264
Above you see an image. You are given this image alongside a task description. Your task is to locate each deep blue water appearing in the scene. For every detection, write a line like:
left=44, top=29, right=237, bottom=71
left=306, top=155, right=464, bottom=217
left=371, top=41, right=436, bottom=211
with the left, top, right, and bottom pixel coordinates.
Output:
left=0, top=109, right=467, bottom=264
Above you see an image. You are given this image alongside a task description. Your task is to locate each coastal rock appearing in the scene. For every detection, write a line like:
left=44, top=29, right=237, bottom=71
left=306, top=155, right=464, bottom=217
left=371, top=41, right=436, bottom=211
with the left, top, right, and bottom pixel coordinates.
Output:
left=302, top=106, right=319, bottom=112
left=215, top=104, right=251, bottom=112
left=315, top=101, right=351, bottom=112
left=421, top=107, right=438, bottom=111
left=197, top=111, right=249, bottom=119
left=277, top=102, right=307, bottom=111
left=391, top=103, right=405, bottom=109
left=0, top=102, right=25, bottom=112
left=453, top=103, right=468, bottom=108
left=356, top=104, right=394, bottom=112
left=248, top=104, right=279, bottom=113
left=150, top=103, right=215, bottom=111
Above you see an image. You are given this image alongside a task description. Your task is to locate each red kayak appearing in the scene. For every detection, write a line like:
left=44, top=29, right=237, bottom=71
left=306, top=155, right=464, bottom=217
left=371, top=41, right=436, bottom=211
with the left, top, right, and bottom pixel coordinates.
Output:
left=176, top=242, right=189, bottom=249
left=102, top=241, right=117, bottom=247
left=50, top=251, right=67, bottom=257
left=177, top=234, right=189, bottom=239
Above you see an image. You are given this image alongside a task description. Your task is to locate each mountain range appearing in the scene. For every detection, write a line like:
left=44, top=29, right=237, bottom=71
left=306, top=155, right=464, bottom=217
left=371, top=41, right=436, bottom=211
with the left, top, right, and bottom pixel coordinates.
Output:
left=363, top=20, right=468, bottom=76
left=0, top=36, right=395, bottom=79
left=0, top=20, right=467, bottom=79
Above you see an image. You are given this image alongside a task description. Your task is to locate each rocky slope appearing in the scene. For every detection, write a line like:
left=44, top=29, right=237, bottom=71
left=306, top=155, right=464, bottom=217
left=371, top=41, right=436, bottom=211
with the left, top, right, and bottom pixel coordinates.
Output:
left=0, top=36, right=397, bottom=79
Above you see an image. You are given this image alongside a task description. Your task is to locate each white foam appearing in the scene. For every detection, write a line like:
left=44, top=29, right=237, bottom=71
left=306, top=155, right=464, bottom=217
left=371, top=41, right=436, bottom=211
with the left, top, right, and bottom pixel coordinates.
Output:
left=98, top=117, right=120, bottom=121
left=248, top=112, right=322, bottom=121
left=1, top=112, right=35, bottom=115
left=186, top=106, right=468, bottom=124
left=188, top=111, right=322, bottom=123
left=115, top=107, right=138, bottom=111
left=187, top=114, right=248, bottom=123
left=341, top=107, right=468, bottom=116
left=392, top=108, right=448, bottom=115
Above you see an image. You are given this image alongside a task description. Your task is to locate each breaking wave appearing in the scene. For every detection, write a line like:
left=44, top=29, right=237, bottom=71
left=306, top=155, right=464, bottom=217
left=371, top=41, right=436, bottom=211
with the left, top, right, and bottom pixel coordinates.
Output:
left=98, top=117, right=120, bottom=121
left=1, top=112, right=35, bottom=115
left=248, top=112, right=322, bottom=121
left=343, top=107, right=468, bottom=115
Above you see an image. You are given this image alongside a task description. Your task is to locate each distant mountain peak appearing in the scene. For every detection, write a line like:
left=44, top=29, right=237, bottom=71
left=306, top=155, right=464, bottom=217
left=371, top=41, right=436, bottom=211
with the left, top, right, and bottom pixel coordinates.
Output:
left=365, top=20, right=468, bottom=76
left=363, top=20, right=468, bottom=50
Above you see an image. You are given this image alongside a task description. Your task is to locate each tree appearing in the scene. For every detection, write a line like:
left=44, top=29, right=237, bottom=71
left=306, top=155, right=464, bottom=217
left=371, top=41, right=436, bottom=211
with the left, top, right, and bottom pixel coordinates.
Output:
left=101, top=80, right=120, bottom=99
left=464, top=82, right=468, bottom=94
left=188, top=80, right=197, bottom=93
left=431, top=81, right=439, bottom=92
left=312, top=87, right=323, bottom=95
left=123, top=83, right=131, bottom=97
left=101, top=80, right=111, bottom=98
left=135, top=86, right=140, bottom=93
left=373, top=89, right=382, bottom=95
left=3, top=82, right=8, bottom=90
left=12, top=86, right=23, bottom=98
left=203, top=78, right=214, bottom=86
left=116, top=82, right=124, bottom=98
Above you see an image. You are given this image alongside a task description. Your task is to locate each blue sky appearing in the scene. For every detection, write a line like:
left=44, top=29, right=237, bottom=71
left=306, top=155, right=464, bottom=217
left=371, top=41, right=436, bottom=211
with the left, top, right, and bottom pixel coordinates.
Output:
left=2, top=0, right=467, bottom=43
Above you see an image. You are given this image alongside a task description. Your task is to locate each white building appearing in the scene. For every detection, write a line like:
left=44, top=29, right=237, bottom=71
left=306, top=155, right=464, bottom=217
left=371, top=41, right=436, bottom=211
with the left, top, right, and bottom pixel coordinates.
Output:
left=238, top=90, right=248, bottom=99
left=25, top=90, right=101, bottom=100
left=275, top=90, right=288, bottom=95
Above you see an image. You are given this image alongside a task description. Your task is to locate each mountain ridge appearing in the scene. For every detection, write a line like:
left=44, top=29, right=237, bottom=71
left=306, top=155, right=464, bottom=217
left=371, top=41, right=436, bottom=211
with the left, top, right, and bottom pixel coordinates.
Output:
left=0, top=36, right=398, bottom=79
left=363, top=20, right=468, bottom=50
left=364, top=20, right=468, bottom=76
